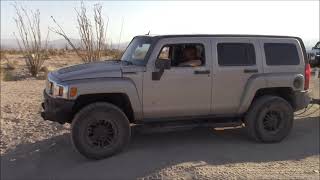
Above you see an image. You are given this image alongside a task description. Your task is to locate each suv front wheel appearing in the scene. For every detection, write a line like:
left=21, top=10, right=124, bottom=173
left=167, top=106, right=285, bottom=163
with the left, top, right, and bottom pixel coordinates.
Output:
left=71, top=102, right=131, bottom=159
left=245, top=95, right=293, bottom=143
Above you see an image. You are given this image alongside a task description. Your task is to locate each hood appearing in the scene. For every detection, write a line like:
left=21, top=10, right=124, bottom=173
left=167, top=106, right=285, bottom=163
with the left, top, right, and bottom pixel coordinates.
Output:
left=51, top=60, right=144, bottom=82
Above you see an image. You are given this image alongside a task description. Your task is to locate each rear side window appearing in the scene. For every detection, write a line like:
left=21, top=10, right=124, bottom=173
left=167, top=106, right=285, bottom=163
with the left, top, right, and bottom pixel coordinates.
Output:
left=264, top=43, right=300, bottom=65
left=217, top=43, right=256, bottom=66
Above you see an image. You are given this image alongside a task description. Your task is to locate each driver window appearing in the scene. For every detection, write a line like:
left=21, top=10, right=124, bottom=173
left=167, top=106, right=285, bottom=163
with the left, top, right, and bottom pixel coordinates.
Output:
left=158, top=46, right=170, bottom=60
left=157, top=43, right=205, bottom=67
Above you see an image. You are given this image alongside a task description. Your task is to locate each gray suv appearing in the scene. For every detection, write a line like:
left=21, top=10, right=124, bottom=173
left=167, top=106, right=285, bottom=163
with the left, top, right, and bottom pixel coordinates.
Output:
left=41, top=35, right=311, bottom=159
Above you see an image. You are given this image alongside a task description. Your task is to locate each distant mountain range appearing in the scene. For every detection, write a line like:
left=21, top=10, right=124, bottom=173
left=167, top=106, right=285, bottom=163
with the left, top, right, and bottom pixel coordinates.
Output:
left=0, top=38, right=129, bottom=50
left=0, top=38, right=318, bottom=51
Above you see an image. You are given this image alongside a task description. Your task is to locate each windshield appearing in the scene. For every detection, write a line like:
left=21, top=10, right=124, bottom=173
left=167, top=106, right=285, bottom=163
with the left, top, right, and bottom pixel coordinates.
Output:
left=121, top=37, right=154, bottom=66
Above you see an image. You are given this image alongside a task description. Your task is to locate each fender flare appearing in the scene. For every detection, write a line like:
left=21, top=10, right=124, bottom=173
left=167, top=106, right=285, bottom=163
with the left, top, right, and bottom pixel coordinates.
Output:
left=66, top=78, right=143, bottom=120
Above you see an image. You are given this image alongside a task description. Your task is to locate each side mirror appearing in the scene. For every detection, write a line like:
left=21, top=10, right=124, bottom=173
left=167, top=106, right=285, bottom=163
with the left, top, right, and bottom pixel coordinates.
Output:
left=155, top=59, right=171, bottom=70
left=152, top=59, right=170, bottom=81
left=312, top=47, right=315, bottom=50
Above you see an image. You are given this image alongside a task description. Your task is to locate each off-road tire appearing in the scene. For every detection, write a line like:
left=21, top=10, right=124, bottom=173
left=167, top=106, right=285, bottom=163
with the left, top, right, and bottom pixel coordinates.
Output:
left=71, top=102, right=130, bottom=159
left=244, top=95, right=293, bottom=143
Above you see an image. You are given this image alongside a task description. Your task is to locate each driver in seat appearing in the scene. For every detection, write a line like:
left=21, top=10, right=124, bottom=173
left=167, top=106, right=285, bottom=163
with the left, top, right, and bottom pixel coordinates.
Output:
left=178, top=47, right=202, bottom=67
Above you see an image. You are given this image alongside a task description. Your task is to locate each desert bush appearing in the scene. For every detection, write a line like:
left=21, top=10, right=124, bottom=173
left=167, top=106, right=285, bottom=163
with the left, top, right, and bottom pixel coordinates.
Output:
left=1, top=50, right=22, bottom=55
left=1, top=53, right=18, bottom=70
left=5, top=60, right=18, bottom=70
left=47, top=49, right=58, bottom=56
left=50, top=2, right=108, bottom=63
left=42, top=52, right=50, bottom=60
left=103, top=49, right=123, bottom=59
left=1, top=67, right=16, bottom=81
left=40, top=65, right=55, bottom=79
left=47, top=48, right=66, bottom=56
left=13, top=4, right=49, bottom=77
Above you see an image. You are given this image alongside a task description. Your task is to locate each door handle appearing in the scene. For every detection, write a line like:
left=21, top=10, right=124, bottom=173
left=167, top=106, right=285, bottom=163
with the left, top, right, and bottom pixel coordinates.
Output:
left=194, top=70, right=210, bottom=74
left=244, top=69, right=258, bottom=73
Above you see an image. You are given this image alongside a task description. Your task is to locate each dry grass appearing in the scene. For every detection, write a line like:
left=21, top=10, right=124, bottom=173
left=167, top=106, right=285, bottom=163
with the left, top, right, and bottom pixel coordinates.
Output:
left=102, top=49, right=123, bottom=59
left=0, top=49, right=123, bottom=82
left=0, top=50, right=23, bottom=55
left=47, top=49, right=66, bottom=56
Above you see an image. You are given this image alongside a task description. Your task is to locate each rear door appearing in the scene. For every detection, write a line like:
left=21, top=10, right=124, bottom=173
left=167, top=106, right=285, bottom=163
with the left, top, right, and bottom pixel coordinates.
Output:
left=211, top=38, right=263, bottom=114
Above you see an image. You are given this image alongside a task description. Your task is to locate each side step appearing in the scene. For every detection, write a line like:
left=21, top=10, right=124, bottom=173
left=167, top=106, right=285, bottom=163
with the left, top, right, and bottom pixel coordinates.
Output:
left=133, top=119, right=244, bottom=134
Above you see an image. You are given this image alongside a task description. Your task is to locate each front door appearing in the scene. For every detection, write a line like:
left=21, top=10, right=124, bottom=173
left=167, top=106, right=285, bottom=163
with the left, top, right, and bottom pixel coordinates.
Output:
left=143, top=37, right=212, bottom=119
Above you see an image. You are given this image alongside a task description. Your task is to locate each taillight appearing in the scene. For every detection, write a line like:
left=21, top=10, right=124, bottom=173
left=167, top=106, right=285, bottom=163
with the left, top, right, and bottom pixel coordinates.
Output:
left=304, top=63, right=311, bottom=90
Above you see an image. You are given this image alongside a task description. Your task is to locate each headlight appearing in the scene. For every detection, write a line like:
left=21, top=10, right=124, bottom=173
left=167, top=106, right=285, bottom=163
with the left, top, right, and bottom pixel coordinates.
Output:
left=53, top=84, right=69, bottom=98
left=46, top=77, right=69, bottom=99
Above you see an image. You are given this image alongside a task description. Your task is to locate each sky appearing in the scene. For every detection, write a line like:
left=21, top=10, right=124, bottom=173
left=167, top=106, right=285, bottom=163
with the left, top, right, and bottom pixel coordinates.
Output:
left=1, top=1, right=319, bottom=47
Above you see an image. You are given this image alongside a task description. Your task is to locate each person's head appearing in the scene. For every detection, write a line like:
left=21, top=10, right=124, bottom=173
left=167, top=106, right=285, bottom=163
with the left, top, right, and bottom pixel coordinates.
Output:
left=182, top=47, right=197, bottom=61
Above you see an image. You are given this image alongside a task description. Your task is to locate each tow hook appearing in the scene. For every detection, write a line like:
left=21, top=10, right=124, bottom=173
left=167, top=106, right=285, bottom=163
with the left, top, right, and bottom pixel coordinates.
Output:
left=310, top=99, right=320, bottom=105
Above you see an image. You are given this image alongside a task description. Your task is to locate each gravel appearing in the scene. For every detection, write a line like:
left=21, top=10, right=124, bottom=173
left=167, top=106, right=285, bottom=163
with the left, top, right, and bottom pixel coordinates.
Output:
left=0, top=80, right=70, bottom=155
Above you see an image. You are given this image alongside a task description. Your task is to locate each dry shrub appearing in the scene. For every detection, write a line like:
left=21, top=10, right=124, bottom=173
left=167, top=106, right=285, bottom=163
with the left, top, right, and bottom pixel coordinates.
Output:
left=50, top=2, right=108, bottom=63
left=13, top=3, right=49, bottom=77
left=1, top=50, right=22, bottom=55
left=40, top=65, right=55, bottom=79
left=5, top=60, right=18, bottom=70
left=1, top=68, right=16, bottom=81
left=47, top=49, right=66, bottom=56
left=1, top=53, right=18, bottom=70
left=103, top=49, right=123, bottom=59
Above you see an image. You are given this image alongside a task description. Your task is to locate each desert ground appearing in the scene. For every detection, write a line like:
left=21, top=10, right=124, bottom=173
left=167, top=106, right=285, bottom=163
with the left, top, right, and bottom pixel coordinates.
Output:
left=0, top=54, right=319, bottom=180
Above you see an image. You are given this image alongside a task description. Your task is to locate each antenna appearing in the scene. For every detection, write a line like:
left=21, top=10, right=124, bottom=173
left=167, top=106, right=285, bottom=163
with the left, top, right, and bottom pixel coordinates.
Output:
left=146, top=30, right=150, bottom=35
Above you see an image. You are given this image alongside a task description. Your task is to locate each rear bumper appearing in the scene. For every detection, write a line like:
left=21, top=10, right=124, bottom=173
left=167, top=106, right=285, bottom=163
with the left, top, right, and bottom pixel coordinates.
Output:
left=293, top=90, right=311, bottom=111
left=41, top=90, right=74, bottom=124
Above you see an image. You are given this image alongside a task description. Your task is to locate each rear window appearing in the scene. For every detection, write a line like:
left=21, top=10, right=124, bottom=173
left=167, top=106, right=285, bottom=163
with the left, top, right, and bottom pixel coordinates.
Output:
left=264, top=43, right=300, bottom=65
left=217, top=43, right=256, bottom=66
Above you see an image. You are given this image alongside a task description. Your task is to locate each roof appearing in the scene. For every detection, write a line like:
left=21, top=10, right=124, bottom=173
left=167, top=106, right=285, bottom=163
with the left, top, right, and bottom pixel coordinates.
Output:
left=140, top=34, right=300, bottom=39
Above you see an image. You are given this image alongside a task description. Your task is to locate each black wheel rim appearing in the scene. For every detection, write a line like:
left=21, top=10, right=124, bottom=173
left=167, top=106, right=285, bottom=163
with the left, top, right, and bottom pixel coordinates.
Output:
left=262, top=110, right=283, bottom=133
left=86, top=119, right=116, bottom=148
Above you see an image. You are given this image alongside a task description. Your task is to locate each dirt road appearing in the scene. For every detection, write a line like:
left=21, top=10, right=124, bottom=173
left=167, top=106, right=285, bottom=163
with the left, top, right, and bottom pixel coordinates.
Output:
left=1, top=76, right=319, bottom=180
left=1, top=117, right=319, bottom=180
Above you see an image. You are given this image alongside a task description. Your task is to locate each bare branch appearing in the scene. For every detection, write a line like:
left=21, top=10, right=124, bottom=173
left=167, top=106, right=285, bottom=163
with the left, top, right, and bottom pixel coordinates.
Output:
left=49, top=16, right=86, bottom=61
left=50, top=2, right=108, bottom=63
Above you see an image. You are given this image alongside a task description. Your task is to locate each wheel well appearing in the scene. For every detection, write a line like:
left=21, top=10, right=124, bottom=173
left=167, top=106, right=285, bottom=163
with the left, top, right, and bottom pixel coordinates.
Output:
left=253, top=87, right=295, bottom=108
left=72, top=93, right=134, bottom=123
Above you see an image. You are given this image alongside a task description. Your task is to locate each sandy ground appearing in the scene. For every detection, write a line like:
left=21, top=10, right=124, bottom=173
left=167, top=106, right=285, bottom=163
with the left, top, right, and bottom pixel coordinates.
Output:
left=0, top=65, right=319, bottom=179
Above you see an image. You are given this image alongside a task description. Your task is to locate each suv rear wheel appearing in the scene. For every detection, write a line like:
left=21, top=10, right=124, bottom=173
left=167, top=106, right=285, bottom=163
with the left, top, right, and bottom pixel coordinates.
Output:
left=71, top=102, right=130, bottom=159
left=245, top=95, right=293, bottom=142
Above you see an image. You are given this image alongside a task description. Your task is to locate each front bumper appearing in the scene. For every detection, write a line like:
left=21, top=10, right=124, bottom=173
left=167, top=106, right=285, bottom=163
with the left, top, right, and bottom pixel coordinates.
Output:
left=293, top=90, right=311, bottom=111
left=41, top=90, right=74, bottom=124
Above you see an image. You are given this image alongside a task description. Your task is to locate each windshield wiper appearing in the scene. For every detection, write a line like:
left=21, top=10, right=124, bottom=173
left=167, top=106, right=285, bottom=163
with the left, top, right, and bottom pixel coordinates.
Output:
left=104, top=60, right=121, bottom=63
left=121, top=60, right=133, bottom=65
